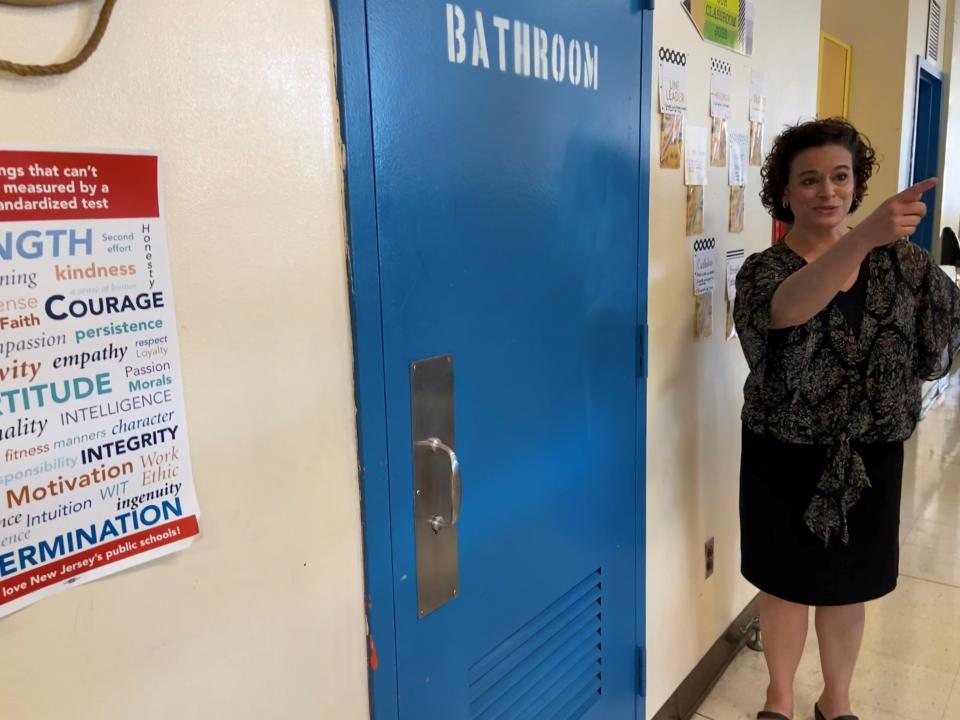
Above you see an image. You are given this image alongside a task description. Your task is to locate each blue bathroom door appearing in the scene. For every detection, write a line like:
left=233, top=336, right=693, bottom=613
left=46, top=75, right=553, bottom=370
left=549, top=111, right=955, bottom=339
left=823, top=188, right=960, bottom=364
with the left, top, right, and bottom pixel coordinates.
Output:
left=366, top=2, right=646, bottom=717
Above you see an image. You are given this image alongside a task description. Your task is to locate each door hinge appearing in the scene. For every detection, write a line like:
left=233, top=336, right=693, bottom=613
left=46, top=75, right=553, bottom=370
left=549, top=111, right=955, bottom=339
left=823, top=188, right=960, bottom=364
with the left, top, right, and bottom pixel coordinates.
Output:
left=638, top=645, right=646, bottom=697
left=637, top=323, right=649, bottom=380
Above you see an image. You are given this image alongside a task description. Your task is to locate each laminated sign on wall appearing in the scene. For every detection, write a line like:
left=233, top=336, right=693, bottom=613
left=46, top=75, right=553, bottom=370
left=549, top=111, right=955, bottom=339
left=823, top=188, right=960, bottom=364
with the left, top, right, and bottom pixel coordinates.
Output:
left=0, top=148, right=200, bottom=618
left=659, top=47, right=688, bottom=170
left=693, top=236, right=717, bottom=338
left=685, top=125, right=709, bottom=186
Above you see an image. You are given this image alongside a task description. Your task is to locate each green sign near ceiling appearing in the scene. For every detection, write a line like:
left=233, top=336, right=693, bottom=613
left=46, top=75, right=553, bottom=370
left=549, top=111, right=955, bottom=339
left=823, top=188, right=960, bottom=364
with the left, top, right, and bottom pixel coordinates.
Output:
left=681, top=0, right=753, bottom=57
left=704, top=0, right=739, bottom=49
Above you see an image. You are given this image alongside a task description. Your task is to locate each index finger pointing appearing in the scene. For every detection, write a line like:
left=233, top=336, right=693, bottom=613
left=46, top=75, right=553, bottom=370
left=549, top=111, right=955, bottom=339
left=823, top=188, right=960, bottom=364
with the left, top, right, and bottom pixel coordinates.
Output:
left=902, top=177, right=938, bottom=200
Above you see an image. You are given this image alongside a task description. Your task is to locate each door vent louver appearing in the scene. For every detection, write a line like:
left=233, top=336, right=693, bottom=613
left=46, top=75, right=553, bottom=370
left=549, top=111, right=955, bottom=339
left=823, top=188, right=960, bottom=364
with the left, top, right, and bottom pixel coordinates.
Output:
left=928, top=0, right=943, bottom=63
left=468, top=570, right=603, bottom=720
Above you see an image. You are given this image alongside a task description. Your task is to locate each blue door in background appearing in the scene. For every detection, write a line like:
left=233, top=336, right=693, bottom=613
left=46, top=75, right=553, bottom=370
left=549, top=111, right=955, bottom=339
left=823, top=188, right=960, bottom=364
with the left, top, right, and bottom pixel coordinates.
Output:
left=911, top=57, right=944, bottom=253
left=362, top=2, right=648, bottom=717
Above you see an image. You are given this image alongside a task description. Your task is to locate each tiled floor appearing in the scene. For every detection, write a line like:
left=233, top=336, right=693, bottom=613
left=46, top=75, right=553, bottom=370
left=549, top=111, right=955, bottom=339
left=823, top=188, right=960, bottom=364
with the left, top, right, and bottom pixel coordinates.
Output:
left=695, top=375, right=960, bottom=720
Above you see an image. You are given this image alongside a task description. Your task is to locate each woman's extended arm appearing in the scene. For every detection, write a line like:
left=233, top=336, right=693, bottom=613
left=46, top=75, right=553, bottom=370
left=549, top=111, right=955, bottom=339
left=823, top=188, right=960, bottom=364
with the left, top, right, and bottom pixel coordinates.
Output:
left=770, top=179, right=936, bottom=329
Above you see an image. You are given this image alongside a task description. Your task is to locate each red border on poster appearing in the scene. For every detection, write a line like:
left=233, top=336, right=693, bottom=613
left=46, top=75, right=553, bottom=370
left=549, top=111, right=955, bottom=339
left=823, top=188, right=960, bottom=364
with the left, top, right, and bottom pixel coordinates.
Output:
left=0, top=149, right=159, bottom=222
left=0, top=516, right=199, bottom=607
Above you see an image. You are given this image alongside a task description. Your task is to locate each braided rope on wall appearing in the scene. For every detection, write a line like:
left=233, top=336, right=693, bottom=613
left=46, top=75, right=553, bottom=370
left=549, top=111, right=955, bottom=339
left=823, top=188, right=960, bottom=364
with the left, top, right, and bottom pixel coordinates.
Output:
left=0, top=0, right=117, bottom=77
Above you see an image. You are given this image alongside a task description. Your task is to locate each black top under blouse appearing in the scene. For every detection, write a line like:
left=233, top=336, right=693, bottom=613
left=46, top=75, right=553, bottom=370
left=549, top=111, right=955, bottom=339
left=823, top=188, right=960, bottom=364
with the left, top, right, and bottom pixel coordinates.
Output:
left=833, top=257, right=869, bottom=336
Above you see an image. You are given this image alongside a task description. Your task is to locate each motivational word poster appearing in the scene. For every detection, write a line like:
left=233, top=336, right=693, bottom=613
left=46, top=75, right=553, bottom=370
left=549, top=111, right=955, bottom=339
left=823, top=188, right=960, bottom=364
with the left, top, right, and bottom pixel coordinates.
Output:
left=0, top=148, right=200, bottom=617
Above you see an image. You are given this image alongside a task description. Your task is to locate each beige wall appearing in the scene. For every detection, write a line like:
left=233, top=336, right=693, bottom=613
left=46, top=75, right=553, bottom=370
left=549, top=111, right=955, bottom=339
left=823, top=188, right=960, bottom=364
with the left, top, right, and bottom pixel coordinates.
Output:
left=901, top=0, right=958, bottom=256
left=901, top=0, right=936, bottom=193
left=0, top=3, right=369, bottom=720
left=824, top=0, right=960, bottom=250
left=646, top=2, right=821, bottom=716
left=939, top=0, right=960, bottom=236
left=821, top=0, right=910, bottom=215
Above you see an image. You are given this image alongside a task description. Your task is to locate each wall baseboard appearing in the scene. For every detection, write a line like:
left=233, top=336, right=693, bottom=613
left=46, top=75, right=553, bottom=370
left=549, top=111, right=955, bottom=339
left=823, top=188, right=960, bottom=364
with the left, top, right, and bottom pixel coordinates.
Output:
left=651, top=593, right=762, bottom=720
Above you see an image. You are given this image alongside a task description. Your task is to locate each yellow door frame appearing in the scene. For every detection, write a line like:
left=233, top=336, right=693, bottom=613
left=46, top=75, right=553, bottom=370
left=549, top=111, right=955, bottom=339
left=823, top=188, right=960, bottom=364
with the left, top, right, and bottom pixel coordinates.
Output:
left=818, top=32, right=853, bottom=118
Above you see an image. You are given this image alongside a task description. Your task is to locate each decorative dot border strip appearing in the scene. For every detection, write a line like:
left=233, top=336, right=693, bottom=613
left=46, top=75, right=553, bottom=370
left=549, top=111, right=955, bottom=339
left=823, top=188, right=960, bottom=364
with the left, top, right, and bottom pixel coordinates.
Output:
left=711, top=58, right=732, bottom=75
left=659, top=47, right=687, bottom=66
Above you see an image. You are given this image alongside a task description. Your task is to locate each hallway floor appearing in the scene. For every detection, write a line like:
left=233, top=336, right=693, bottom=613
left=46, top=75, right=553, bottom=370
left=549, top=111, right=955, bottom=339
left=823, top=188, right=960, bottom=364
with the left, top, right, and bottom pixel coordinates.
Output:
left=695, top=375, right=960, bottom=720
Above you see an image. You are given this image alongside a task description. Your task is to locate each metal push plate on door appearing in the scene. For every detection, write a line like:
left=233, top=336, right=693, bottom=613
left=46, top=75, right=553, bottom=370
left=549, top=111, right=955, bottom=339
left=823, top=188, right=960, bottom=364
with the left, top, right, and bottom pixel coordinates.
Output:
left=410, top=354, right=461, bottom=618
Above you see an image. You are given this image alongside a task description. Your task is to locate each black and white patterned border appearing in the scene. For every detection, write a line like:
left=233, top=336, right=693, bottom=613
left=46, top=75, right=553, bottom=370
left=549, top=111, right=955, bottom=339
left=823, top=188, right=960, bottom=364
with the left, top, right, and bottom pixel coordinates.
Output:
left=710, top=58, right=732, bottom=75
left=694, top=237, right=717, bottom=252
left=659, top=47, right=687, bottom=66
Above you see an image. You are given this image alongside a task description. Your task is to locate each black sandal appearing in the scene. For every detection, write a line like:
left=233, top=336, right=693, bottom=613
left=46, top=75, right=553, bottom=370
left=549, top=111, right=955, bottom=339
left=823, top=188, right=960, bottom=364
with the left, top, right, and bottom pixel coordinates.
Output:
left=814, top=703, right=859, bottom=720
left=757, top=712, right=791, bottom=720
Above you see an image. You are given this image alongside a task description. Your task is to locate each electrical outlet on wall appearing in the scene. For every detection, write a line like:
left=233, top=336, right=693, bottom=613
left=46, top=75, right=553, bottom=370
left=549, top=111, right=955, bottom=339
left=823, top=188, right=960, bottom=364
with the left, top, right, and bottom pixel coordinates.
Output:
left=705, top=537, right=715, bottom=579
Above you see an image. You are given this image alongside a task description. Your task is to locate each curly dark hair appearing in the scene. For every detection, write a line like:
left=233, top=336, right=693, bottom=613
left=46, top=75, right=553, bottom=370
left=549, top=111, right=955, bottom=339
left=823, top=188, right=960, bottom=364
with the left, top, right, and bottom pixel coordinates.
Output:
left=760, top=118, right=879, bottom=223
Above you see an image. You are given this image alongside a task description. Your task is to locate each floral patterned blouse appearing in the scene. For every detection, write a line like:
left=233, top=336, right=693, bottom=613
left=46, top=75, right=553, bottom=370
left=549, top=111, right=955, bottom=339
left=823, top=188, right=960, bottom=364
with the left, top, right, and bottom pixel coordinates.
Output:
left=734, top=239, right=960, bottom=546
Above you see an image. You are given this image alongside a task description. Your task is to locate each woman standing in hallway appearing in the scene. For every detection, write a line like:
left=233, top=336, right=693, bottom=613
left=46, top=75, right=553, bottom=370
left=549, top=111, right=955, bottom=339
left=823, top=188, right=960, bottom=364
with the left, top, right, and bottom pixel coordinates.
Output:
left=734, top=118, right=960, bottom=720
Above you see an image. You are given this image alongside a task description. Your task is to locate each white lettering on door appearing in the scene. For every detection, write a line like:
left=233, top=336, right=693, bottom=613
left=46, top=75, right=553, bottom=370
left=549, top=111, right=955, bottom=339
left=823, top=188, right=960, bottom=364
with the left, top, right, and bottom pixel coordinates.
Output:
left=493, top=16, right=510, bottom=72
left=444, top=4, right=599, bottom=92
left=471, top=10, right=490, bottom=68
left=534, top=27, right=549, bottom=81
left=513, top=21, right=531, bottom=77
left=447, top=4, right=467, bottom=63
left=551, top=33, right=566, bottom=83
left=584, top=43, right=599, bottom=90
left=569, top=40, right=582, bottom=86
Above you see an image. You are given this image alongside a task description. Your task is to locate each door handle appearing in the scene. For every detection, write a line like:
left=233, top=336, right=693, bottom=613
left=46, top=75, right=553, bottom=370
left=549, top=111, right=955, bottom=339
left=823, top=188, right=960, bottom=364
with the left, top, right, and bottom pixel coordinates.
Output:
left=415, top=437, right=461, bottom=532
left=410, top=354, right=459, bottom=616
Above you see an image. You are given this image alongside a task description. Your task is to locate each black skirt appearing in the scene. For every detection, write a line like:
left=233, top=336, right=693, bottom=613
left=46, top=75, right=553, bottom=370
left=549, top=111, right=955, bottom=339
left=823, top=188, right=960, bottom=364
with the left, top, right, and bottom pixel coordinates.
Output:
left=740, top=425, right=904, bottom=606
